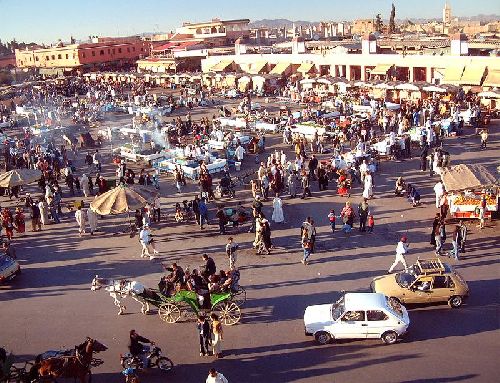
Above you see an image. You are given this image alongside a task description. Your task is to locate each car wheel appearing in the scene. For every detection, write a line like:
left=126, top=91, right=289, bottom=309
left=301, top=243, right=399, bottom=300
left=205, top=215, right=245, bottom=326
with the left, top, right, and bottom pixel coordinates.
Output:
left=382, top=331, right=398, bottom=345
left=314, top=331, right=332, bottom=345
left=448, top=295, right=463, bottom=308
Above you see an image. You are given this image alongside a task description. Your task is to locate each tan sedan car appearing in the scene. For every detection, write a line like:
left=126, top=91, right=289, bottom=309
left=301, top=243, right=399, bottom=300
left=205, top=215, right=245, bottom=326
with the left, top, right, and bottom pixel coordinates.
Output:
left=371, top=259, right=469, bottom=308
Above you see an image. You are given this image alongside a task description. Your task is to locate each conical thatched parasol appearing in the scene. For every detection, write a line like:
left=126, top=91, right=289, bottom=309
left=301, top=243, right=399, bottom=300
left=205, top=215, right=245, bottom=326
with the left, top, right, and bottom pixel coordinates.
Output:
left=90, top=184, right=158, bottom=215
left=0, top=169, right=42, bottom=188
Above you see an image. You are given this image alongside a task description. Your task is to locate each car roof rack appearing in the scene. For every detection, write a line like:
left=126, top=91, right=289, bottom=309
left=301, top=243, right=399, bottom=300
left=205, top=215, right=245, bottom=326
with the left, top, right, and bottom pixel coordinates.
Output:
left=416, top=259, right=446, bottom=275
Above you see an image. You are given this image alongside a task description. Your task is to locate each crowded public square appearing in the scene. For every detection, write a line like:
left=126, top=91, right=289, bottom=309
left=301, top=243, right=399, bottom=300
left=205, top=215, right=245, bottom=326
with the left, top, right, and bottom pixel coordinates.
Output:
left=1, top=1, right=499, bottom=382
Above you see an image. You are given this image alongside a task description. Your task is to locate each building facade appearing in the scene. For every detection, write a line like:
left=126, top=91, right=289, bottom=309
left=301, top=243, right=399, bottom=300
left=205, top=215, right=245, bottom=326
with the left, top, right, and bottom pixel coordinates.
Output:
left=352, top=19, right=376, bottom=35
left=15, top=37, right=150, bottom=71
left=202, top=35, right=500, bottom=87
left=174, top=18, right=250, bottom=45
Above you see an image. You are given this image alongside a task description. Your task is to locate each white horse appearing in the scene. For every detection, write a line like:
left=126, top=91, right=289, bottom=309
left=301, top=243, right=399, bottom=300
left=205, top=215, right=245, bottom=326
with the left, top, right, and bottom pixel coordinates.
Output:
left=90, top=275, right=151, bottom=316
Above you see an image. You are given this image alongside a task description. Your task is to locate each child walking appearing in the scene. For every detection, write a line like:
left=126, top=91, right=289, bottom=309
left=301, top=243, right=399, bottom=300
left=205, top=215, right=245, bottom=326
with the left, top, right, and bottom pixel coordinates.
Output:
left=367, top=214, right=374, bottom=233
left=327, top=209, right=336, bottom=233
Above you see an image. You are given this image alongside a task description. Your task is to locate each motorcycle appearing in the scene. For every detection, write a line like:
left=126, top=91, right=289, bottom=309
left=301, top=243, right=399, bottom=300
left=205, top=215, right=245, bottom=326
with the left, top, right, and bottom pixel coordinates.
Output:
left=120, top=345, right=173, bottom=373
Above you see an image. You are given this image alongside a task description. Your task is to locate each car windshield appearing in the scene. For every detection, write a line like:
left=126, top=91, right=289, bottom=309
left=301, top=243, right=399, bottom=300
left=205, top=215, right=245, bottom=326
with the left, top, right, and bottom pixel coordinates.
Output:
left=331, top=296, right=345, bottom=321
left=395, top=272, right=416, bottom=288
left=0, top=256, right=14, bottom=270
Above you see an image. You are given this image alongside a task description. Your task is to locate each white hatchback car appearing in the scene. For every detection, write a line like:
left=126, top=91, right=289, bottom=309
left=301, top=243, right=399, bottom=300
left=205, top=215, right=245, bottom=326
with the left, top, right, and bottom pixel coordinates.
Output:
left=304, top=292, right=410, bottom=345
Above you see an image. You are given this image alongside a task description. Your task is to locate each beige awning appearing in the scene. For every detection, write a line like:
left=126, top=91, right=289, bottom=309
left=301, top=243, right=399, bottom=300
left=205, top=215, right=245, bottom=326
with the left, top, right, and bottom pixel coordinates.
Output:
left=296, top=62, right=315, bottom=74
left=90, top=185, right=159, bottom=215
left=211, top=60, right=233, bottom=72
left=442, top=66, right=465, bottom=84
left=441, top=164, right=497, bottom=192
left=0, top=169, right=42, bottom=188
left=247, top=61, right=267, bottom=74
left=270, top=62, right=291, bottom=75
left=483, top=69, right=500, bottom=87
left=460, top=65, right=486, bottom=85
left=370, top=64, right=393, bottom=75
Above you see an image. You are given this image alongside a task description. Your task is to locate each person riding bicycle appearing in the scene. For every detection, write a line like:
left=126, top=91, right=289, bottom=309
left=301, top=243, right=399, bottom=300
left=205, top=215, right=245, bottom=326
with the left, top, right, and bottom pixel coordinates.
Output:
left=128, top=330, right=153, bottom=368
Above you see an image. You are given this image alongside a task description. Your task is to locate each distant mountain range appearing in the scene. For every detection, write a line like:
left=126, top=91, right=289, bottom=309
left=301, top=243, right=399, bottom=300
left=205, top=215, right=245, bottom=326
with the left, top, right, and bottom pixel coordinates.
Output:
left=250, top=15, right=499, bottom=27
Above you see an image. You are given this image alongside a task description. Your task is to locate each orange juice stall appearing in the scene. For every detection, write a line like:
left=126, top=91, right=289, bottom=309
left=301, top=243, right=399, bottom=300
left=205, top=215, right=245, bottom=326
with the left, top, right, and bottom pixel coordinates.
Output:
left=441, top=164, right=498, bottom=220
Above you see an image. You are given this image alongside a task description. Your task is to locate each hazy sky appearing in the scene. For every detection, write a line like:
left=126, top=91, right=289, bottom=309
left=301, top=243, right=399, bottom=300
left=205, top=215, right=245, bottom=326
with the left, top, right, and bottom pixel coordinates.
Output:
left=0, top=0, right=498, bottom=43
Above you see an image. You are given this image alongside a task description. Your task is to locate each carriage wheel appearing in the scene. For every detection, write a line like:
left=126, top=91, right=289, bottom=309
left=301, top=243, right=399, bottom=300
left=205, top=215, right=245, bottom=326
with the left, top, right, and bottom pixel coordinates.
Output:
left=212, top=301, right=241, bottom=326
left=158, top=303, right=181, bottom=323
left=177, top=301, right=198, bottom=322
left=231, top=287, right=247, bottom=308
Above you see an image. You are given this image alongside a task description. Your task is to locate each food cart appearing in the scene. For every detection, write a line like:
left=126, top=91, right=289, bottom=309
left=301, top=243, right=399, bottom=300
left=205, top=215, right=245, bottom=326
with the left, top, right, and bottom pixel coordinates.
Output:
left=441, top=164, right=498, bottom=220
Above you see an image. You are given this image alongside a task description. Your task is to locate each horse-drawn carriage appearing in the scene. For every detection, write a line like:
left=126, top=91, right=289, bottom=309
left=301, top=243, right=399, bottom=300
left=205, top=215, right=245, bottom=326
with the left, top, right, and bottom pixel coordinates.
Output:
left=145, top=288, right=245, bottom=326
left=0, top=337, right=107, bottom=383
left=91, top=276, right=246, bottom=326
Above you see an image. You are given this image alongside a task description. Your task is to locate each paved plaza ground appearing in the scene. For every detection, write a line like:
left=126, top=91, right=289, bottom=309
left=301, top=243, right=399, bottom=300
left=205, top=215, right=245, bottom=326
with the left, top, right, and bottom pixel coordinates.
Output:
left=1, top=97, right=499, bottom=383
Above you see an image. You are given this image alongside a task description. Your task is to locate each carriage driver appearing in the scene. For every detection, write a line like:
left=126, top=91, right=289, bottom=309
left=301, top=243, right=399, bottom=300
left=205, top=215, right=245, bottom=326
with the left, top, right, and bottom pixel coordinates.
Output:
left=128, top=330, right=154, bottom=367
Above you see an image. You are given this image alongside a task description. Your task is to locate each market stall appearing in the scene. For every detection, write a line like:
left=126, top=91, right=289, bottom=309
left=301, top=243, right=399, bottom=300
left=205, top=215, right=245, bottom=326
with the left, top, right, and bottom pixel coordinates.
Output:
left=441, top=164, right=498, bottom=219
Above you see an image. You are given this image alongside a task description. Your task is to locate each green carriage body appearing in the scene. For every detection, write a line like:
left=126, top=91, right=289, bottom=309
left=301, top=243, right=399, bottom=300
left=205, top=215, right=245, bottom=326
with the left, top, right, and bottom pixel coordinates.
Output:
left=142, top=288, right=244, bottom=326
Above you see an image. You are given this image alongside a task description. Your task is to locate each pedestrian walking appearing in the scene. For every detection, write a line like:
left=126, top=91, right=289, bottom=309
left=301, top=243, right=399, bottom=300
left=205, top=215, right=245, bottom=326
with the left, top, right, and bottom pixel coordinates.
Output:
left=271, top=194, right=284, bottom=223
left=47, top=196, right=60, bottom=224
left=153, top=195, right=161, bottom=223
left=358, top=198, right=369, bottom=232
left=38, top=200, right=49, bottom=227
left=206, top=368, right=229, bottom=383
left=434, top=220, right=446, bottom=255
left=192, top=195, right=200, bottom=225
left=288, top=170, right=298, bottom=198
left=174, top=166, right=183, bottom=193
left=367, top=214, right=374, bottom=232
left=434, top=181, right=444, bottom=209
left=301, top=231, right=312, bottom=265
left=300, top=171, right=311, bottom=199
left=139, top=224, right=158, bottom=260
left=388, top=236, right=409, bottom=273
left=362, top=171, right=373, bottom=199
left=451, top=225, right=462, bottom=260
left=458, top=220, right=467, bottom=252
left=327, top=209, right=336, bottom=233
left=480, top=129, right=488, bottom=149
left=309, top=219, right=317, bottom=253
left=197, top=315, right=212, bottom=357
left=81, top=173, right=90, bottom=197
left=225, top=237, right=238, bottom=269
left=31, top=202, right=42, bottom=232
left=14, top=208, right=25, bottom=234
left=75, top=205, right=86, bottom=237
left=420, top=142, right=428, bottom=172
left=477, top=193, right=486, bottom=229
left=199, top=198, right=209, bottom=230
left=87, top=208, right=98, bottom=235
left=216, top=206, right=226, bottom=235
left=210, top=313, right=223, bottom=359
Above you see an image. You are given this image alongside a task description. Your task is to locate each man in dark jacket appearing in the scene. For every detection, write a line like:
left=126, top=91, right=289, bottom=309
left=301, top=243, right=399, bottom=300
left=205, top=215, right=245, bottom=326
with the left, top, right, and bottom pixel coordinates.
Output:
left=128, top=330, right=153, bottom=367
left=420, top=141, right=428, bottom=171
left=192, top=195, right=200, bottom=225
left=308, top=155, right=318, bottom=180
left=197, top=315, right=212, bottom=356
left=201, top=254, right=216, bottom=279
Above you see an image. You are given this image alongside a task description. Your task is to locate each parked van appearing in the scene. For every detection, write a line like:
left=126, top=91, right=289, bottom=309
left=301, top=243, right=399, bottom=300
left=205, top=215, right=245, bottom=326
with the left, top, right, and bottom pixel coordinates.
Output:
left=304, top=292, right=410, bottom=345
